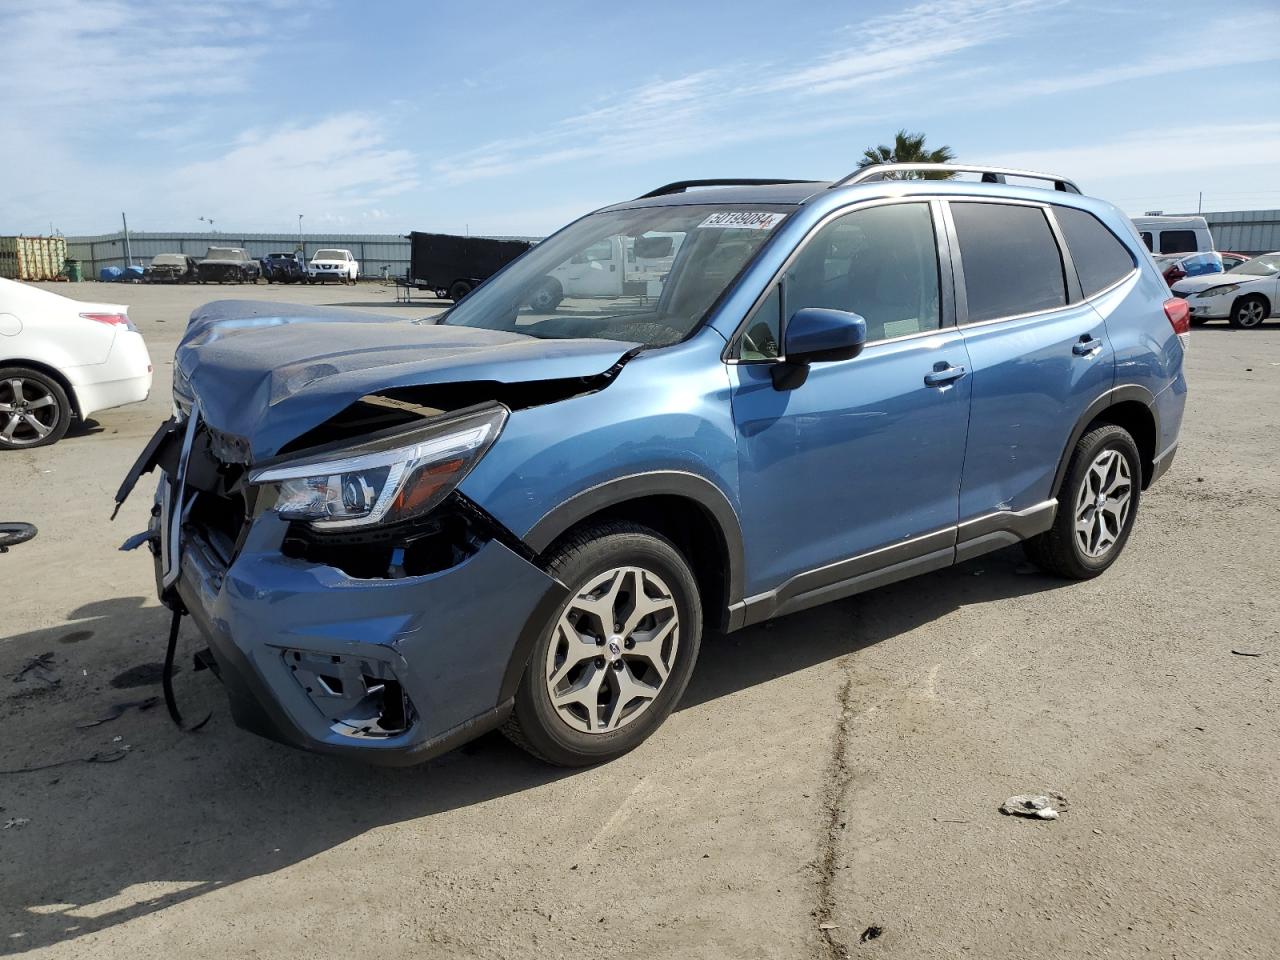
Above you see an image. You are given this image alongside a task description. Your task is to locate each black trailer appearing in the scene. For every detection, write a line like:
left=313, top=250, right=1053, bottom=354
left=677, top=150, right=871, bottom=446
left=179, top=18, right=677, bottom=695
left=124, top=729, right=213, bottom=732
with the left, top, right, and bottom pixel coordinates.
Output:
left=407, top=232, right=533, bottom=301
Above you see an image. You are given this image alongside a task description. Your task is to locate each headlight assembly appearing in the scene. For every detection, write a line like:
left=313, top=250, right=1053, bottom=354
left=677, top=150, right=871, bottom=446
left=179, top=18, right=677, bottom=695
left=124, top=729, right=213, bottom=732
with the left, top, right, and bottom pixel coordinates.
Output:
left=1197, top=283, right=1239, bottom=298
left=248, top=404, right=508, bottom=530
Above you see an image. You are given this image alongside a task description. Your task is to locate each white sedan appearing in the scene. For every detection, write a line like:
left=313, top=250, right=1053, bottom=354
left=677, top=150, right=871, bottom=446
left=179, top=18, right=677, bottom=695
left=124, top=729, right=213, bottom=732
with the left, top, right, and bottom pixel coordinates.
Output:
left=1171, top=253, right=1280, bottom=329
left=0, top=278, right=152, bottom=449
left=307, top=249, right=359, bottom=284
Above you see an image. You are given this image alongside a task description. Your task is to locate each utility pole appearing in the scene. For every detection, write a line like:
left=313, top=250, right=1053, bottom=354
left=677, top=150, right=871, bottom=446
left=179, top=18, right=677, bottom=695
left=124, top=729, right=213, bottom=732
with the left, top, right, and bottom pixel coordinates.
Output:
left=121, top=212, right=133, bottom=267
left=1197, top=192, right=1203, bottom=214
left=298, top=214, right=304, bottom=255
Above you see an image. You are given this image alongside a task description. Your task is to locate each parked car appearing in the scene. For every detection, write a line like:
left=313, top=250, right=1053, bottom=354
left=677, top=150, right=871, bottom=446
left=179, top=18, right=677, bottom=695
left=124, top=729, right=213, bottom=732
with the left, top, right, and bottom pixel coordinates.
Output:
left=261, top=252, right=307, bottom=284
left=307, top=249, right=359, bottom=284
left=408, top=232, right=533, bottom=301
left=1171, top=252, right=1280, bottom=327
left=196, top=247, right=260, bottom=284
left=1132, top=215, right=1215, bottom=255
left=0, top=277, right=152, bottom=449
left=120, top=163, right=1186, bottom=767
left=144, top=253, right=198, bottom=284
left=1155, top=251, right=1249, bottom=286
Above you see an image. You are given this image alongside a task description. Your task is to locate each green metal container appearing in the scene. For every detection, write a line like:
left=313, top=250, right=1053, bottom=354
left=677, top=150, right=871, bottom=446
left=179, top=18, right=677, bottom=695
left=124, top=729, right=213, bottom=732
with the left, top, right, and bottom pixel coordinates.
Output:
left=64, top=258, right=82, bottom=282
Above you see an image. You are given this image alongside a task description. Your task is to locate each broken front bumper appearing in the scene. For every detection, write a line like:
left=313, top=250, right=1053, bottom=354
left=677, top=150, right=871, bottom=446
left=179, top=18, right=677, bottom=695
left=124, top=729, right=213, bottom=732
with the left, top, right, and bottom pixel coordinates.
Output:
left=162, top=508, right=566, bottom=765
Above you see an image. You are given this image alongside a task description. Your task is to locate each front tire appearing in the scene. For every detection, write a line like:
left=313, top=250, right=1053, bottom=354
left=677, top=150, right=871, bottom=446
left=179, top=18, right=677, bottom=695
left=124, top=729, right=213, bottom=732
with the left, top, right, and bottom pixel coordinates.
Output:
left=1023, top=424, right=1142, bottom=579
left=0, top=367, right=72, bottom=449
left=504, top=522, right=703, bottom=766
left=1229, top=295, right=1268, bottom=329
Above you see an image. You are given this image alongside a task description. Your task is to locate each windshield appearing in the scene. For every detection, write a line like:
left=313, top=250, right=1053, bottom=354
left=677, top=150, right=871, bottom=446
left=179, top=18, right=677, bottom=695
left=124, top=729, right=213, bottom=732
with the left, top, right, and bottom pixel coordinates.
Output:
left=1229, top=255, right=1280, bottom=276
left=440, top=204, right=792, bottom=347
left=150, top=254, right=185, bottom=267
left=205, top=247, right=245, bottom=261
left=314, top=250, right=347, bottom=260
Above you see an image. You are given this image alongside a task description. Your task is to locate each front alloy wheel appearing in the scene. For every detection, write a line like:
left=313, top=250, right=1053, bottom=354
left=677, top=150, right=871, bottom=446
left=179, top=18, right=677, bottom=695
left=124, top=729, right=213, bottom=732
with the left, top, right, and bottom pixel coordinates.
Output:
left=505, top=522, right=702, bottom=766
left=545, top=566, right=679, bottom=734
left=1230, top=296, right=1267, bottom=329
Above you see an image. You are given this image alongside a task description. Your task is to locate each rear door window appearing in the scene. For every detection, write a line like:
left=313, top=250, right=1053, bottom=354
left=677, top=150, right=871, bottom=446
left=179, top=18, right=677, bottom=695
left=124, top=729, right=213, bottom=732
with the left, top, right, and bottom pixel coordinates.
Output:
left=1158, top=230, right=1197, bottom=254
left=950, top=202, right=1066, bottom=323
left=1053, top=206, right=1137, bottom=297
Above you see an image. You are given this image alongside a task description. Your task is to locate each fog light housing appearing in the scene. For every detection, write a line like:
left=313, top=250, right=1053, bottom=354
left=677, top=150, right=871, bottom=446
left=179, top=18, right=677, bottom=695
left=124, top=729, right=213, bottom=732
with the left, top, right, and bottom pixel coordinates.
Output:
left=284, top=649, right=416, bottom=738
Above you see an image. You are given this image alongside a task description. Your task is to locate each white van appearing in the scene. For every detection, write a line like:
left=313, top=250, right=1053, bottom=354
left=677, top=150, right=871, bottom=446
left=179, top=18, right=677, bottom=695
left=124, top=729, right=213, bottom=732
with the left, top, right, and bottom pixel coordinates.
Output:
left=1131, top=216, right=1215, bottom=255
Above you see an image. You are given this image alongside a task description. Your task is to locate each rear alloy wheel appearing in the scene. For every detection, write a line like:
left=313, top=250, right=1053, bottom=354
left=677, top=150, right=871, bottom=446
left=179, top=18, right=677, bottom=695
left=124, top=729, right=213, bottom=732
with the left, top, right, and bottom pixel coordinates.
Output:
left=0, top=368, right=72, bottom=449
left=504, top=522, right=702, bottom=766
left=1229, top=295, right=1267, bottom=329
left=1023, top=424, right=1141, bottom=579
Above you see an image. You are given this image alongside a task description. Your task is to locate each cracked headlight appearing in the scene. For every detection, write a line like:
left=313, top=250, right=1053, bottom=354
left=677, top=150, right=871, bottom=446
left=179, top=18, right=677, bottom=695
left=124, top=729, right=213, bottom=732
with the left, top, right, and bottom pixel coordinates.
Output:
left=249, top=404, right=507, bottom=529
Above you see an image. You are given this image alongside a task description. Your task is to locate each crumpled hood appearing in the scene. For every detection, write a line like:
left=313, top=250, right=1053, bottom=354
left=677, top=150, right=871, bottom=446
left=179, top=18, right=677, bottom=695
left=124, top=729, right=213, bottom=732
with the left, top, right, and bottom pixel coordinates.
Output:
left=175, top=300, right=636, bottom=460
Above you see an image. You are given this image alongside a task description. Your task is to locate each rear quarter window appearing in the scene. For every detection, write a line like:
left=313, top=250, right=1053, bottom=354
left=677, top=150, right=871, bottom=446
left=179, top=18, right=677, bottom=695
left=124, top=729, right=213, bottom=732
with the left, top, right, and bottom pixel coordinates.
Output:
left=1053, top=206, right=1137, bottom=297
left=951, top=202, right=1067, bottom=323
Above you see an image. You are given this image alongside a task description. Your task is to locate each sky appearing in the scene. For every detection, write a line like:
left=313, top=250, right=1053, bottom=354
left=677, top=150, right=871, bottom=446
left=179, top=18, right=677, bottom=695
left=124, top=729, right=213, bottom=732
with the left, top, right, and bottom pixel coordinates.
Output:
left=2, top=0, right=1279, bottom=238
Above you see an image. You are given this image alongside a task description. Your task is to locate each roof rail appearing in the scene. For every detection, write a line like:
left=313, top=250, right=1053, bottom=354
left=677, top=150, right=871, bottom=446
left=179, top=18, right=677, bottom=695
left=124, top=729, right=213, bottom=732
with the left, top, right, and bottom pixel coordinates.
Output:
left=831, top=164, right=1081, bottom=194
left=637, top=178, right=815, bottom=200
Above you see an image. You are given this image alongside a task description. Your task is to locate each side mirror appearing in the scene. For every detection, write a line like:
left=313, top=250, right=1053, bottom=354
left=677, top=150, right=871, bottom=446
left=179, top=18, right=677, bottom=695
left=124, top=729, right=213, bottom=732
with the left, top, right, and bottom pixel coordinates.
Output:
left=772, top=308, right=867, bottom=389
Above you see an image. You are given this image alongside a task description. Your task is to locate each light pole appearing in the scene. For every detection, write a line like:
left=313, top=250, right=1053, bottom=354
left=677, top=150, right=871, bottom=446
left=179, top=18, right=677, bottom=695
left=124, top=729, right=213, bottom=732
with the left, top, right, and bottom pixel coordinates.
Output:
left=298, top=214, right=304, bottom=256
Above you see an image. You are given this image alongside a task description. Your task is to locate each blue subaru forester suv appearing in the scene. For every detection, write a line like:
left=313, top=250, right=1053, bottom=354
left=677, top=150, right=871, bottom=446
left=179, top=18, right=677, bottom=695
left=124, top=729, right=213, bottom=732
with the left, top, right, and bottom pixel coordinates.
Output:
left=121, top=163, right=1188, bottom=766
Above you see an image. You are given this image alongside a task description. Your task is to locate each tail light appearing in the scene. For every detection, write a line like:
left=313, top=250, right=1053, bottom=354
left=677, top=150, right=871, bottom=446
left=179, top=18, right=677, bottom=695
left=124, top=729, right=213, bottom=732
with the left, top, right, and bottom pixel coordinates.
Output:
left=1164, top=297, right=1190, bottom=349
left=80, top=312, right=135, bottom=331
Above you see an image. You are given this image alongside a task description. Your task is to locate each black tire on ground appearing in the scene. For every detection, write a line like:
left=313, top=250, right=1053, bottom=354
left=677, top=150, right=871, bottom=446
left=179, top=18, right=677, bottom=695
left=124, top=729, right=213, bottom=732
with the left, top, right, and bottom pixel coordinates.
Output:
left=447, top=280, right=472, bottom=302
left=0, top=522, right=37, bottom=550
left=503, top=521, right=703, bottom=767
left=0, top=366, right=73, bottom=450
left=528, top=277, right=564, bottom=312
left=1023, top=424, right=1142, bottom=580
left=1229, top=295, right=1268, bottom=329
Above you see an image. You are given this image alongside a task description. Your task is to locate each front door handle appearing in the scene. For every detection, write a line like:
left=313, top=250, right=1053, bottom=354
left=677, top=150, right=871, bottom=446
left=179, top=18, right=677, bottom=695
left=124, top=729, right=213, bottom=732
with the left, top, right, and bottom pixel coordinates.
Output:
left=1073, top=335, right=1103, bottom=357
left=924, top=363, right=967, bottom=387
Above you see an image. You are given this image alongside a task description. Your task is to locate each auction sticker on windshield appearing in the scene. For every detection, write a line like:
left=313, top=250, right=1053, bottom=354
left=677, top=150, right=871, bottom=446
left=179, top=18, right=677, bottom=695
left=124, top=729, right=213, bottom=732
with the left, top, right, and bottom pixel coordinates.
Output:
left=698, top=211, right=787, bottom=230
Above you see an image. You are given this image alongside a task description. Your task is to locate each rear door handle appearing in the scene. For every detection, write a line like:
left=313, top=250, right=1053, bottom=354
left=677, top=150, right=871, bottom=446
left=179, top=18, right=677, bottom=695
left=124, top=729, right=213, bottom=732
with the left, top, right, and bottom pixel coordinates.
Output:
left=1073, top=335, right=1103, bottom=357
left=924, top=363, right=967, bottom=387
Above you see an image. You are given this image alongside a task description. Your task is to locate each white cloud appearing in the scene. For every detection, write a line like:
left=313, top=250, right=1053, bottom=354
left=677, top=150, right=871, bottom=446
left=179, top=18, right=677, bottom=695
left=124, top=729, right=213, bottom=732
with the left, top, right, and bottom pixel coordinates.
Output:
left=429, top=0, right=1056, bottom=187
left=169, top=114, right=419, bottom=228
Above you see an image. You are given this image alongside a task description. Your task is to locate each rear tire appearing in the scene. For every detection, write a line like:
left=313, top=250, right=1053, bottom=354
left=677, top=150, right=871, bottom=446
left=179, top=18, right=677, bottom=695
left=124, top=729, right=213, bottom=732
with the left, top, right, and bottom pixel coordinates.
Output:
left=447, top=280, right=472, bottom=302
left=528, top=277, right=563, bottom=311
left=503, top=522, right=702, bottom=766
left=1023, top=424, right=1142, bottom=579
left=0, top=367, right=73, bottom=449
left=1229, top=295, right=1268, bottom=329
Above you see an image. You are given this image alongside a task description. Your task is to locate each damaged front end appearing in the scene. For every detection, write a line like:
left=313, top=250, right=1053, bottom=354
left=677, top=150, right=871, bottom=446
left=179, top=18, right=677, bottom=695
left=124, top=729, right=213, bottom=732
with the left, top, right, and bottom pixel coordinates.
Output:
left=115, top=302, right=646, bottom=762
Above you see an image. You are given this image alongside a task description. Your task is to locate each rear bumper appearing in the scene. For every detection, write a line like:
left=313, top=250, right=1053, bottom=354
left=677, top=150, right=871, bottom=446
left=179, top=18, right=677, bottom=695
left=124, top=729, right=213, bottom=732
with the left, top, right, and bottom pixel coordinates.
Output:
left=71, top=329, right=152, bottom=418
left=165, top=512, right=565, bottom=765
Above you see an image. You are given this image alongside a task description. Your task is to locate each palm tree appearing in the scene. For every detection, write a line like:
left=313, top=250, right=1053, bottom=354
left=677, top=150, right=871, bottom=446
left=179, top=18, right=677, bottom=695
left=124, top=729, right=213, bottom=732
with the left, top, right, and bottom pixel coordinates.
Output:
left=859, top=130, right=955, bottom=179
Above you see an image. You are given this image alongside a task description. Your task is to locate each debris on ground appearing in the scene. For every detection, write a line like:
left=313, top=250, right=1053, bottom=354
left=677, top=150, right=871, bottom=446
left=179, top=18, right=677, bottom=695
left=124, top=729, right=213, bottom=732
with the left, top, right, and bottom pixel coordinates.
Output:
left=0, top=749, right=129, bottom=775
left=860, top=925, right=884, bottom=943
left=1000, top=793, right=1068, bottom=820
left=1231, top=649, right=1265, bottom=657
left=819, top=922, right=838, bottom=930
left=8, top=652, right=59, bottom=687
left=3, top=818, right=31, bottom=829
left=75, top=696, right=159, bottom=728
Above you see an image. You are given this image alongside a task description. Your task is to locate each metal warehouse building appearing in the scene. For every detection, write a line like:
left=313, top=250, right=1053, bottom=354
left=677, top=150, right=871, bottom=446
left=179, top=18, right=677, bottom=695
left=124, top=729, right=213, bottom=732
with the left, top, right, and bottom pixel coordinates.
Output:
left=66, top=232, right=412, bottom=278
left=1171, top=210, right=1280, bottom=256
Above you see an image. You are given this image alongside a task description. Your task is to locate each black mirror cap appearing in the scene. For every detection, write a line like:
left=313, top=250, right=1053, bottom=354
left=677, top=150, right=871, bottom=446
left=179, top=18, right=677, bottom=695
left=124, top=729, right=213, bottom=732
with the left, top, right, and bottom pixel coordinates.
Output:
left=784, top=308, right=868, bottom=364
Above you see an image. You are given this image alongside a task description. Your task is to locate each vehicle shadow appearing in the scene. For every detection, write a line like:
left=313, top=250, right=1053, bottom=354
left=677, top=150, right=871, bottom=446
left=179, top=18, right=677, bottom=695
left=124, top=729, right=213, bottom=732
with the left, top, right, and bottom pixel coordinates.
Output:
left=0, top=546, right=1064, bottom=951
